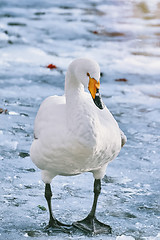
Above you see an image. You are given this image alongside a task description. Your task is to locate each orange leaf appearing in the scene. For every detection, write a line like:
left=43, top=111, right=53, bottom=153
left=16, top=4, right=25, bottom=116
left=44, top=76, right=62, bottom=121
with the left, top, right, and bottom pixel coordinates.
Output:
left=0, top=108, right=8, bottom=114
left=46, top=64, right=57, bottom=69
left=115, top=78, right=128, bottom=82
left=92, top=30, right=99, bottom=34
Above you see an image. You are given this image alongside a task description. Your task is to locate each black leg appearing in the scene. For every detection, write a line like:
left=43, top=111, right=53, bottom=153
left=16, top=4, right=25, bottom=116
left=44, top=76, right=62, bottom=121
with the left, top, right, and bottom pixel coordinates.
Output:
left=72, top=179, right=111, bottom=235
left=45, top=183, right=56, bottom=227
left=88, top=179, right=101, bottom=218
left=45, top=183, right=71, bottom=232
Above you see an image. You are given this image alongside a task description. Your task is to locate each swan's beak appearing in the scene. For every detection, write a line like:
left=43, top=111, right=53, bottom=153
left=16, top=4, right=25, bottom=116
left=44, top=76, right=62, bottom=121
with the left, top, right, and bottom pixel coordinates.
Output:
left=88, top=77, right=104, bottom=110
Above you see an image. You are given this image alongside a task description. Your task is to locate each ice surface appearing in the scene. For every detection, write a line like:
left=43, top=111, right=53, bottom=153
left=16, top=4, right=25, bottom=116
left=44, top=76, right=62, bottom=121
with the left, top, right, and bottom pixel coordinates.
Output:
left=116, top=235, right=135, bottom=240
left=0, top=0, right=160, bottom=239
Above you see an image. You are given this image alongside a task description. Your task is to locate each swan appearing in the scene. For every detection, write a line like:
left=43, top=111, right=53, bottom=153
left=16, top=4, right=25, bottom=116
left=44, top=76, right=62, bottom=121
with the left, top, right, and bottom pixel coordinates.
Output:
left=30, top=58, right=127, bottom=234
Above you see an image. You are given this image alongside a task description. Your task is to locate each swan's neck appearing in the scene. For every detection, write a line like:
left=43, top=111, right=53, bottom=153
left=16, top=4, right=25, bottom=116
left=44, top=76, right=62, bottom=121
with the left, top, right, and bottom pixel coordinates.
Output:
left=64, top=71, right=97, bottom=148
left=65, top=70, right=84, bottom=105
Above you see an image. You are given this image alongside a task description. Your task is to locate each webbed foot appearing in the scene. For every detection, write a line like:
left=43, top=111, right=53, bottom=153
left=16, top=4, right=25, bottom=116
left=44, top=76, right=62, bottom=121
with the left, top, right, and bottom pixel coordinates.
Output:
left=73, top=215, right=111, bottom=235
left=45, top=217, right=72, bottom=233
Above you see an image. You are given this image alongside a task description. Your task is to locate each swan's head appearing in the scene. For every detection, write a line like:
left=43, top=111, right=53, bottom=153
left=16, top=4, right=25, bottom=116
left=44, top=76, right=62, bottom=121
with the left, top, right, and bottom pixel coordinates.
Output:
left=67, top=58, right=104, bottom=109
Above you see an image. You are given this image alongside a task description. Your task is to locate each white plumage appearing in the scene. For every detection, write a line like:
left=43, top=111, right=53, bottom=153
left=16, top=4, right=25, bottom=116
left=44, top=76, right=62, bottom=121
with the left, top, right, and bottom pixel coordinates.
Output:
left=30, top=58, right=126, bottom=234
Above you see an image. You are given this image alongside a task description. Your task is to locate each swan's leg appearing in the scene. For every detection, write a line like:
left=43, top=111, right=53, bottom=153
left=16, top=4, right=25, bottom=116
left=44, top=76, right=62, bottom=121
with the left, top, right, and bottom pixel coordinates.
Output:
left=73, top=179, right=111, bottom=235
left=45, top=183, right=71, bottom=232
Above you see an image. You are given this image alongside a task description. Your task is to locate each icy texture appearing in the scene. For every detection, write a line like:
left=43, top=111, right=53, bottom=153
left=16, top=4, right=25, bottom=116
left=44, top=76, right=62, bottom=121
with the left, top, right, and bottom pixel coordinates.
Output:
left=0, top=0, right=160, bottom=239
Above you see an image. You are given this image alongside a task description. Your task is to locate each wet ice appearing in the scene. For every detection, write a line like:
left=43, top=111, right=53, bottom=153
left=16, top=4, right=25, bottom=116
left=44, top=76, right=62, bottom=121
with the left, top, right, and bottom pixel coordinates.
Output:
left=0, top=0, right=160, bottom=239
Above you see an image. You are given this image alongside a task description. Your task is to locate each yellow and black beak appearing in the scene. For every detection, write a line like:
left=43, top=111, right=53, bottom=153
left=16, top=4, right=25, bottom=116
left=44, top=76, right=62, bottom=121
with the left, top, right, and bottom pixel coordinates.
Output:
left=88, top=76, right=104, bottom=110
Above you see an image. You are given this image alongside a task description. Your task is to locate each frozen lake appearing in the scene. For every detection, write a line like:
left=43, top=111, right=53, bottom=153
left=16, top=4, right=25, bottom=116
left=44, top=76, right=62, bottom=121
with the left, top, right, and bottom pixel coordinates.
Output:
left=0, top=0, right=160, bottom=239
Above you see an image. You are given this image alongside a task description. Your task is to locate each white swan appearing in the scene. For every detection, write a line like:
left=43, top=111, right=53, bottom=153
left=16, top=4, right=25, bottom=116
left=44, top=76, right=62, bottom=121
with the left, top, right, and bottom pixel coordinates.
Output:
left=30, top=58, right=126, bottom=234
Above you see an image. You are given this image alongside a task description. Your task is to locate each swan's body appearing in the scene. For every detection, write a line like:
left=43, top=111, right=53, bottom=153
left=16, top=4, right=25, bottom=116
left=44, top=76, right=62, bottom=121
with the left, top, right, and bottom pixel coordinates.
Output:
left=30, top=58, right=126, bottom=234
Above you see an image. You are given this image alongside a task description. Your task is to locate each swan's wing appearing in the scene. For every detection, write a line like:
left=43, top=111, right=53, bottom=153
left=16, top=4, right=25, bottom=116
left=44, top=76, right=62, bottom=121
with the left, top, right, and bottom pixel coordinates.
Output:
left=34, top=95, right=66, bottom=140
left=120, top=129, right=127, bottom=147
